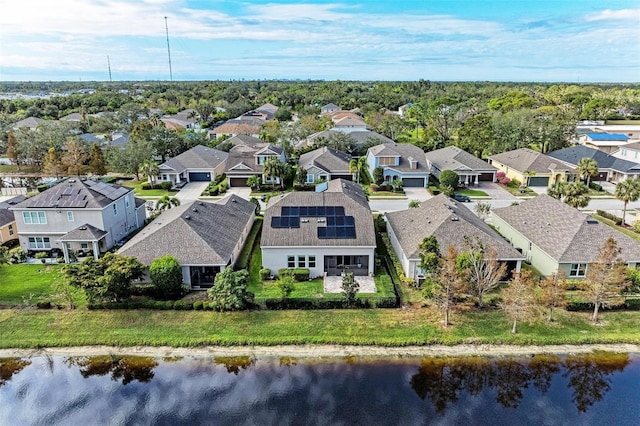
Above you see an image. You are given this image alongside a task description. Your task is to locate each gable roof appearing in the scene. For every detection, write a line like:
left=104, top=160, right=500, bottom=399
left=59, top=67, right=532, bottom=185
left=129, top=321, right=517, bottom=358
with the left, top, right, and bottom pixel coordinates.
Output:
left=425, top=146, right=497, bottom=173
left=60, top=112, right=83, bottom=122
left=489, top=148, right=574, bottom=174
left=368, top=142, right=429, bottom=173
left=621, top=141, right=640, bottom=152
left=547, top=145, right=640, bottom=174
left=210, top=120, right=261, bottom=136
left=118, top=195, right=255, bottom=265
left=261, top=179, right=375, bottom=248
left=256, top=103, right=279, bottom=114
left=59, top=223, right=108, bottom=242
left=161, top=145, right=228, bottom=173
left=385, top=194, right=524, bottom=261
left=221, top=134, right=264, bottom=148
left=333, top=116, right=367, bottom=127
left=10, top=179, right=132, bottom=210
left=493, top=194, right=640, bottom=263
left=321, top=103, right=340, bottom=111
left=585, top=133, right=629, bottom=141
left=303, top=130, right=393, bottom=149
left=0, top=195, right=27, bottom=227
left=298, top=146, right=351, bottom=174
left=12, top=116, right=47, bottom=129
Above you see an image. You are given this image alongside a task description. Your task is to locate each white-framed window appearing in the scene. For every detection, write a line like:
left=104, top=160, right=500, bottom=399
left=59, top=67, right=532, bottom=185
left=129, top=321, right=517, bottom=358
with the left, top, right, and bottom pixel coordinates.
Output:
left=113, top=204, right=118, bottom=216
left=569, top=263, right=587, bottom=278
left=28, top=237, right=51, bottom=249
left=81, top=243, right=88, bottom=249
left=318, top=175, right=327, bottom=182
left=622, top=149, right=627, bottom=156
left=162, top=174, right=168, bottom=180
left=8, top=224, right=14, bottom=236
left=308, top=256, right=316, bottom=268
left=23, top=211, right=46, bottom=224
left=67, top=211, right=74, bottom=222
left=287, top=255, right=295, bottom=268
left=306, top=174, right=315, bottom=183
left=298, top=255, right=306, bottom=268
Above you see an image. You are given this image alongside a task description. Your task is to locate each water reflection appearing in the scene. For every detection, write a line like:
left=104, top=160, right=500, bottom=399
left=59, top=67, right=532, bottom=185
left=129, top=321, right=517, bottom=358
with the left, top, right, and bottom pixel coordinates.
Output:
left=65, top=356, right=158, bottom=385
left=410, top=352, right=629, bottom=413
left=0, top=358, right=31, bottom=387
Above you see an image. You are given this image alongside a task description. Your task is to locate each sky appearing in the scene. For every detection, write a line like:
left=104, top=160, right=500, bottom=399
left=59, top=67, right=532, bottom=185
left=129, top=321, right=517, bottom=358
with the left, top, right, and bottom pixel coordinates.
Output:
left=0, top=0, right=639, bottom=82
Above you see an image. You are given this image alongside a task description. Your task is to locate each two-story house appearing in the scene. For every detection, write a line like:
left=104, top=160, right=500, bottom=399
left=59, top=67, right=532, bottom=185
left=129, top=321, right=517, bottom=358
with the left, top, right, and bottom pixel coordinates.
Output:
left=224, top=136, right=286, bottom=187
left=157, top=145, right=229, bottom=185
left=366, top=142, right=430, bottom=187
left=0, top=195, right=26, bottom=246
left=9, top=179, right=146, bottom=262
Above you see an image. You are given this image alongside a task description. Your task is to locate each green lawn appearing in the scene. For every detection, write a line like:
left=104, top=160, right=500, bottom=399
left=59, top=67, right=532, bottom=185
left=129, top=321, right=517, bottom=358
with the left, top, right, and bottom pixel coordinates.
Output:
left=0, top=264, right=64, bottom=306
left=504, top=182, right=536, bottom=196
left=0, top=164, right=40, bottom=173
left=121, top=180, right=177, bottom=197
left=456, top=188, right=489, bottom=197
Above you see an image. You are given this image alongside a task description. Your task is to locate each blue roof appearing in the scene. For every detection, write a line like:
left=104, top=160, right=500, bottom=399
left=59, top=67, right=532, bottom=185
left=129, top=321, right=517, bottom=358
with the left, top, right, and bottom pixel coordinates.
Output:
left=586, top=133, right=629, bottom=141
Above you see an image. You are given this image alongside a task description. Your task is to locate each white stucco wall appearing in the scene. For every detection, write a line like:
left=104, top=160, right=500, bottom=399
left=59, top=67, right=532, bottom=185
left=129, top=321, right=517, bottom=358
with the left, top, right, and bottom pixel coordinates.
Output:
left=261, top=246, right=375, bottom=277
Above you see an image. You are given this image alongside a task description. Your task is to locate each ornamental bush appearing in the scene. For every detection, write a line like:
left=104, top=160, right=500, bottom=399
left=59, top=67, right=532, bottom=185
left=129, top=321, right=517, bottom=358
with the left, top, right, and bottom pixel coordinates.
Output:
left=150, top=255, right=184, bottom=299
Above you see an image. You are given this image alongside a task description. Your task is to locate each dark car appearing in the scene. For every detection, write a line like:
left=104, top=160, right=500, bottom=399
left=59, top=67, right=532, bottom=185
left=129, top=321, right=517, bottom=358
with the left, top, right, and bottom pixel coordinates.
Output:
left=453, top=193, right=471, bottom=202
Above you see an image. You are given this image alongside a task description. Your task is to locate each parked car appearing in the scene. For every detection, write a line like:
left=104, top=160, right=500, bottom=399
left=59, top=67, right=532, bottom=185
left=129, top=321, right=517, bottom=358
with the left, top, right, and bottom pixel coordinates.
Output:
left=453, top=193, right=471, bottom=202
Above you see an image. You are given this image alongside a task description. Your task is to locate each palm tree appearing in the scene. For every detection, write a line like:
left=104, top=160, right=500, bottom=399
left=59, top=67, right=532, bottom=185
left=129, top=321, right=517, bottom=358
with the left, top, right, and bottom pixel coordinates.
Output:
left=615, top=178, right=640, bottom=226
left=263, top=157, right=284, bottom=189
left=576, top=157, right=598, bottom=188
left=409, top=200, right=421, bottom=208
left=247, top=175, right=261, bottom=191
left=139, top=159, right=159, bottom=188
left=562, top=182, right=590, bottom=208
left=155, top=195, right=180, bottom=212
left=349, top=159, right=358, bottom=183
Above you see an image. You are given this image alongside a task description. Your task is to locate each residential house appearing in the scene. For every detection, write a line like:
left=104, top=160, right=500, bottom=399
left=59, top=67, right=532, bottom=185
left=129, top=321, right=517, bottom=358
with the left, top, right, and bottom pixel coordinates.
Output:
left=613, top=141, right=640, bottom=164
left=225, top=136, right=286, bottom=187
left=425, top=146, right=498, bottom=186
left=385, top=194, right=524, bottom=283
left=9, top=179, right=146, bottom=262
left=60, top=112, right=84, bottom=122
left=397, top=103, right=413, bottom=117
left=547, top=145, right=640, bottom=183
left=254, top=103, right=279, bottom=115
left=492, top=194, right=640, bottom=277
left=261, top=179, right=376, bottom=277
left=298, top=146, right=352, bottom=183
left=332, top=116, right=368, bottom=133
left=118, top=195, right=256, bottom=289
left=366, top=142, right=430, bottom=187
left=488, top=148, right=575, bottom=187
left=0, top=195, right=26, bottom=246
left=321, top=103, right=341, bottom=114
left=577, top=133, right=631, bottom=154
left=209, top=118, right=262, bottom=139
left=300, top=129, right=393, bottom=151
left=589, top=125, right=640, bottom=140
left=11, top=116, right=48, bottom=131
left=157, top=145, right=228, bottom=184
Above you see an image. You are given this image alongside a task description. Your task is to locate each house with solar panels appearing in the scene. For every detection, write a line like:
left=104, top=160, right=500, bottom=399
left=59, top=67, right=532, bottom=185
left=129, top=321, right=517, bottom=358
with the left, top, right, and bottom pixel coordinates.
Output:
left=9, top=179, right=146, bottom=262
left=261, top=179, right=376, bottom=277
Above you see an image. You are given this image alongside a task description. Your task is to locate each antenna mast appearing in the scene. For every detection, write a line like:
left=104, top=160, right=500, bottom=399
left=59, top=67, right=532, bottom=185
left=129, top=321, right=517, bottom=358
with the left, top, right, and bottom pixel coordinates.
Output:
left=164, top=16, right=173, bottom=81
left=107, top=55, right=112, bottom=82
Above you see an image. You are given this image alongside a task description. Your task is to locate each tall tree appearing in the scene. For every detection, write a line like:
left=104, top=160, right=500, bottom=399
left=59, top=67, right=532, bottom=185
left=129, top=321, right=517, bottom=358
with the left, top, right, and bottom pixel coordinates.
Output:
left=62, top=137, right=88, bottom=176
left=139, top=159, right=159, bottom=187
left=576, top=157, right=599, bottom=188
left=431, top=246, right=465, bottom=327
left=263, top=156, right=285, bottom=189
left=614, top=178, right=640, bottom=226
left=6, top=131, right=20, bottom=171
left=88, top=143, right=107, bottom=176
left=457, top=236, right=507, bottom=308
left=501, top=270, right=537, bottom=333
left=583, top=237, right=628, bottom=323
left=538, top=272, right=568, bottom=322
left=43, top=146, right=65, bottom=179
left=419, top=235, right=441, bottom=277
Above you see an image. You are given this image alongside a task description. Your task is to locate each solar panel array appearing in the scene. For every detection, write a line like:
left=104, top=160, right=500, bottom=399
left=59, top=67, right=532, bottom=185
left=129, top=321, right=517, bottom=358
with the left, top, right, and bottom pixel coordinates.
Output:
left=271, top=205, right=356, bottom=239
left=86, top=181, right=129, bottom=200
left=28, top=186, right=88, bottom=208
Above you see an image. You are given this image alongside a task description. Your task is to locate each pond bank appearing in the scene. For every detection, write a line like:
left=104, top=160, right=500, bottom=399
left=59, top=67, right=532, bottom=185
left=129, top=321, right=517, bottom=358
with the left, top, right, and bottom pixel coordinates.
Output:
left=2, top=343, right=639, bottom=360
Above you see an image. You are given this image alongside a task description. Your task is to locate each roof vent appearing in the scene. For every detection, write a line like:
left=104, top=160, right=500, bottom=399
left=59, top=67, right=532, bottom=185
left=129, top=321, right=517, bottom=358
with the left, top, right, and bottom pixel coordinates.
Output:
left=317, top=218, right=325, bottom=223
left=301, top=218, right=309, bottom=223
left=79, top=226, right=87, bottom=230
left=451, top=216, right=459, bottom=221
left=192, top=208, right=197, bottom=212
left=185, top=215, right=191, bottom=220
left=586, top=216, right=599, bottom=224
left=198, top=201, right=204, bottom=205
left=231, top=198, right=237, bottom=202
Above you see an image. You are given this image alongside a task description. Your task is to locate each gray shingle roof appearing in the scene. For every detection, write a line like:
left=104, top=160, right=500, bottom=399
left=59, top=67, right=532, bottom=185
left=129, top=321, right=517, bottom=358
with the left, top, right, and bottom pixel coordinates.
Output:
left=489, top=148, right=574, bottom=174
left=12, top=117, right=47, bottom=129
left=118, top=195, right=255, bottom=266
left=298, top=146, right=351, bottom=174
left=303, top=130, right=393, bottom=149
left=161, top=145, right=228, bottom=173
left=261, top=179, right=375, bottom=248
left=493, top=194, right=640, bottom=263
left=0, top=195, right=27, bottom=227
left=385, top=194, right=524, bottom=260
left=425, top=146, right=497, bottom=173
left=368, top=142, right=429, bottom=173
left=547, top=145, right=640, bottom=174
left=59, top=223, right=108, bottom=241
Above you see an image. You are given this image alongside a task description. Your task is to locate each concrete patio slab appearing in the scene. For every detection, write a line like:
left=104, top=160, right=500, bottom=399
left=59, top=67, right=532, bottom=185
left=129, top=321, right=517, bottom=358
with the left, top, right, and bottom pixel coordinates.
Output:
left=323, top=275, right=377, bottom=294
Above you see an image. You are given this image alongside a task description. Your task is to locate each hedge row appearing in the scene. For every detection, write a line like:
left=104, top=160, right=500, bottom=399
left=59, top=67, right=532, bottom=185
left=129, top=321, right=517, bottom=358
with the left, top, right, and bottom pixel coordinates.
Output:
left=264, top=296, right=397, bottom=310
left=566, top=298, right=640, bottom=311
left=276, top=268, right=310, bottom=281
left=88, top=300, right=211, bottom=310
left=142, top=182, right=173, bottom=190
left=380, top=233, right=415, bottom=287
left=596, top=210, right=623, bottom=226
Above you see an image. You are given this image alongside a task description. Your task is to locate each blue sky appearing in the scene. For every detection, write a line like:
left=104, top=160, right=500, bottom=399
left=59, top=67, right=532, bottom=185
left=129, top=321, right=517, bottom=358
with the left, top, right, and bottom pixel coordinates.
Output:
left=1, top=0, right=639, bottom=82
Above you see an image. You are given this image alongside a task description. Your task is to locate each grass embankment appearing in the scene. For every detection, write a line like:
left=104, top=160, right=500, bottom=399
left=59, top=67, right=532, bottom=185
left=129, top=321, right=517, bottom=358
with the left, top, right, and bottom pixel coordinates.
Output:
left=121, top=180, right=177, bottom=197
left=1, top=308, right=639, bottom=348
left=0, top=264, right=63, bottom=306
left=456, top=188, right=489, bottom=197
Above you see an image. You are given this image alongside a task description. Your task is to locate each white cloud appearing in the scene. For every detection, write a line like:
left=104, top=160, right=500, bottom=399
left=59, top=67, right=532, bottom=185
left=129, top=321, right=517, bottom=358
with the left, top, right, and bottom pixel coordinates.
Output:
left=584, top=8, right=640, bottom=22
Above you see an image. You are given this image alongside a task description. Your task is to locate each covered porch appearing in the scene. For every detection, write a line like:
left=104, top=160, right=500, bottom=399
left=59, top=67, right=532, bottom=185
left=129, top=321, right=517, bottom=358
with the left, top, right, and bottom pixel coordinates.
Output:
left=58, top=224, right=107, bottom=263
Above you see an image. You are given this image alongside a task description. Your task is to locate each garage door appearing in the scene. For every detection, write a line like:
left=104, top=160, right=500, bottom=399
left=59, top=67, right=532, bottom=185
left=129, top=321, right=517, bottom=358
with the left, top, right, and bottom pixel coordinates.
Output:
left=479, top=172, right=494, bottom=182
left=188, top=172, right=212, bottom=182
left=229, top=177, right=249, bottom=187
left=402, top=177, right=425, bottom=187
left=528, top=176, right=549, bottom=186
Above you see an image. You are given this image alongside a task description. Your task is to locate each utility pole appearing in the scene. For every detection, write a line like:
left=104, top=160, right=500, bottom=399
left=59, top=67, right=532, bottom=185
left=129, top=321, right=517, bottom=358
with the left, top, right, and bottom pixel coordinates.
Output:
left=165, top=16, right=173, bottom=81
left=107, top=55, right=112, bottom=82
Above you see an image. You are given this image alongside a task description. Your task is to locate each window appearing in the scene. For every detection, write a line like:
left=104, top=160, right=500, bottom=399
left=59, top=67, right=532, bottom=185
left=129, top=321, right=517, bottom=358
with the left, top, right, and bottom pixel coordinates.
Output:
left=23, top=211, right=46, bottom=224
left=306, top=174, right=315, bottom=183
left=308, top=256, right=316, bottom=268
left=113, top=204, right=118, bottom=216
left=8, top=224, right=14, bottom=236
left=318, top=175, right=327, bottom=182
left=81, top=243, right=88, bottom=249
left=378, top=156, right=396, bottom=166
left=162, top=174, right=168, bottom=180
left=569, top=263, right=587, bottom=278
left=287, top=255, right=295, bottom=268
left=528, top=242, right=532, bottom=251
left=621, top=149, right=627, bottom=156
left=298, top=256, right=306, bottom=268
left=125, top=195, right=130, bottom=208
left=28, top=237, right=51, bottom=249
left=67, top=211, right=74, bottom=222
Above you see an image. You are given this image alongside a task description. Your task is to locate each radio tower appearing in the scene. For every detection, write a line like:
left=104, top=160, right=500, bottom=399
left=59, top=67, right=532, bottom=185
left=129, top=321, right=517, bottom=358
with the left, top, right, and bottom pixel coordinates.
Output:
left=165, top=16, right=173, bottom=81
left=107, top=55, right=112, bottom=82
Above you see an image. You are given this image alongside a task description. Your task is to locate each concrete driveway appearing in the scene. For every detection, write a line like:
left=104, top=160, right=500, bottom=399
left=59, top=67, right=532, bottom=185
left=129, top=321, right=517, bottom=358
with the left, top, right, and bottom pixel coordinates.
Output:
left=174, top=182, right=209, bottom=202
left=477, top=182, right=518, bottom=200
left=403, top=187, right=432, bottom=202
left=226, top=187, right=252, bottom=200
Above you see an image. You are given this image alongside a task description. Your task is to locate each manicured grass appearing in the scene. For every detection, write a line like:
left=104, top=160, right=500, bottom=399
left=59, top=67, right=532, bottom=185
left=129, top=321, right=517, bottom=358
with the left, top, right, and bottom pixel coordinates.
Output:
left=121, top=180, right=177, bottom=197
left=504, top=182, right=536, bottom=196
left=456, top=188, right=489, bottom=197
left=1, top=307, right=639, bottom=348
left=368, top=191, right=406, bottom=197
left=593, top=215, right=640, bottom=242
left=0, top=165, right=40, bottom=173
left=234, top=218, right=263, bottom=270
left=0, top=264, right=64, bottom=306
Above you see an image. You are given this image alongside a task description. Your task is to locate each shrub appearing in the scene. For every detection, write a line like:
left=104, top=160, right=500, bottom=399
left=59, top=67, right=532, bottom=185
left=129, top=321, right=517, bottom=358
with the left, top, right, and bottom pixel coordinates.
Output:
left=173, top=301, right=194, bottom=310
left=34, top=251, right=48, bottom=259
left=150, top=255, right=184, bottom=299
left=193, top=301, right=204, bottom=310
left=589, top=182, right=603, bottom=192
left=277, top=268, right=294, bottom=279
left=381, top=233, right=415, bottom=286
left=439, top=170, right=459, bottom=190
left=37, top=184, right=49, bottom=192
left=214, top=173, right=227, bottom=185
left=369, top=183, right=380, bottom=192
left=259, top=268, right=271, bottom=280
left=428, top=186, right=441, bottom=196
left=160, top=181, right=173, bottom=190
left=633, top=221, right=640, bottom=234
left=292, top=268, right=310, bottom=281
left=596, top=210, right=623, bottom=226
left=293, top=184, right=315, bottom=191
left=207, top=268, right=253, bottom=311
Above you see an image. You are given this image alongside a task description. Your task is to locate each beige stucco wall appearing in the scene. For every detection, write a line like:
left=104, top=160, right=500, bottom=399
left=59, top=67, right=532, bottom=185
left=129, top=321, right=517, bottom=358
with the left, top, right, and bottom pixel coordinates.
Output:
left=0, top=223, right=17, bottom=244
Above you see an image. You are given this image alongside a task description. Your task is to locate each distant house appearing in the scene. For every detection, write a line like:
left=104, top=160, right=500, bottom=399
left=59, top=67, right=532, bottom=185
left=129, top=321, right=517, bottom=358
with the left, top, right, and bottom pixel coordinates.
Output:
left=578, top=133, right=630, bottom=154
left=301, top=129, right=392, bottom=150
left=261, top=179, right=376, bottom=277
left=209, top=119, right=262, bottom=139
left=321, top=103, right=341, bottom=114
left=492, top=194, right=640, bottom=277
left=332, top=116, right=368, bottom=133
left=11, top=117, right=48, bottom=131
left=298, top=146, right=352, bottom=183
left=157, top=145, right=228, bottom=184
left=397, top=103, right=413, bottom=117
left=488, top=148, right=575, bottom=187
left=613, top=141, right=640, bottom=164
left=9, top=179, right=146, bottom=262
left=547, top=145, right=640, bottom=183
left=425, top=146, right=497, bottom=185
left=590, top=125, right=640, bottom=140
left=119, top=195, right=256, bottom=289
left=0, top=195, right=26, bottom=246
left=225, top=136, right=286, bottom=187
left=385, top=194, right=524, bottom=283
left=366, top=142, right=430, bottom=187
left=60, top=112, right=84, bottom=122
left=255, top=103, right=279, bottom=115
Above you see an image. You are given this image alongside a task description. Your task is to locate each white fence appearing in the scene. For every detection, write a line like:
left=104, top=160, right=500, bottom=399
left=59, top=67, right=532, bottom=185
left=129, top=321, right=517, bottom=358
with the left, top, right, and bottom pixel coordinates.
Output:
left=1, top=187, right=28, bottom=196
